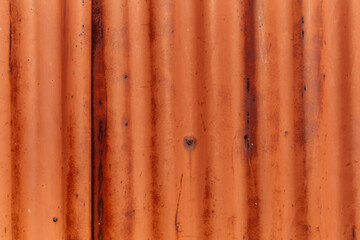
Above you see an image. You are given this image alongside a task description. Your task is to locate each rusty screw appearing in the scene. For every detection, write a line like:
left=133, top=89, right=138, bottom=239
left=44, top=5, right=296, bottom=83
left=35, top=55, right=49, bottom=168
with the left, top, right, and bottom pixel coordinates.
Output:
left=184, top=137, right=196, bottom=151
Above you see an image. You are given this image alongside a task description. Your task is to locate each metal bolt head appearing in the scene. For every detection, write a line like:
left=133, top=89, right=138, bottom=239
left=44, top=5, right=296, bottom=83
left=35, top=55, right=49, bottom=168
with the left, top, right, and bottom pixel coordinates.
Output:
left=184, top=137, right=196, bottom=151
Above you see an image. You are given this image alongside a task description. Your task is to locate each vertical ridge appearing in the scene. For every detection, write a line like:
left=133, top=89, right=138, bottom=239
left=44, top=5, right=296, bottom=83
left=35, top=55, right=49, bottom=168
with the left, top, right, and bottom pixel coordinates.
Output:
left=302, top=0, right=324, bottom=238
left=127, top=0, right=153, bottom=238
left=62, top=0, right=91, bottom=239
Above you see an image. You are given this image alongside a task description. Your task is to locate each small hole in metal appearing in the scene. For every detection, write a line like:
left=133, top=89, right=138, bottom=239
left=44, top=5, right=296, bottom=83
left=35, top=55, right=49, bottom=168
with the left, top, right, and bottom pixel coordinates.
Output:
left=184, top=137, right=196, bottom=151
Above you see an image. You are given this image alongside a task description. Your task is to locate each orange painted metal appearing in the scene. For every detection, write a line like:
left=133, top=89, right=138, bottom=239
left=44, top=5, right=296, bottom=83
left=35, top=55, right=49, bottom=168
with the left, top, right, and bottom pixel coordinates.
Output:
left=1, top=0, right=360, bottom=239
left=1, top=0, right=91, bottom=239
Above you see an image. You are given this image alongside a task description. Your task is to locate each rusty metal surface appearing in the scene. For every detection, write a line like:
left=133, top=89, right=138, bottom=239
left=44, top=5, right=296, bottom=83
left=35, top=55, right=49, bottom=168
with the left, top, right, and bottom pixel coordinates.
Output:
left=1, top=0, right=360, bottom=239
left=1, top=0, right=91, bottom=239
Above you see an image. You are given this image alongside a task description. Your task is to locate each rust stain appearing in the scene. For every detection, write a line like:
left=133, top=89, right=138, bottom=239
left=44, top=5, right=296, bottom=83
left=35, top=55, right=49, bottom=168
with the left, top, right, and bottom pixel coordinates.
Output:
left=243, top=1, right=259, bottom=239
left=290, top=0, right=308, bottom=239
left=353, top=225, right=356, bottom=240
left=2, top=0, right=360, bottom=239
left=202, top=167, right=214, bottom=237
left=9, top=2, right=21, bottom=239
left=91, top=0, right=106, bottom=239
left=184, top=137, right=196, bottom=151
left=174, top=174, right=183, bottom=233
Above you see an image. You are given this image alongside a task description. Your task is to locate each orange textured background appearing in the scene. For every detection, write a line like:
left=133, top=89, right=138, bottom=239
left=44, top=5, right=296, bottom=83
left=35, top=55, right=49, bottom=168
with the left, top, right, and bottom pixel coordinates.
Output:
left=1, top=0, right=360, bottom=239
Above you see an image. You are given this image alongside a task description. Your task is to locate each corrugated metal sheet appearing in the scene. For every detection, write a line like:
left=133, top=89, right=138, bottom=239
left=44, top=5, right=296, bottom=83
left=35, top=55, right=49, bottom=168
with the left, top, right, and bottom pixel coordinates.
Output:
left=1, top=1, right=91, bottom=239
left=1, top=0, right=360, bottom=239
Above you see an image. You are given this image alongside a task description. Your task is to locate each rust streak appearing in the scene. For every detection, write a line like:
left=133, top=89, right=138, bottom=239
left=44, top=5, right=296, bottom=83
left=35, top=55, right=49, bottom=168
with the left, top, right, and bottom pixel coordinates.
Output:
left=175, top=174, right=184, bottom=232
left=353, top=225, right=356, bottom=240
left=8, top=24, right=12, bottom=73
left=91, top=0, right=106, bottom=239
left=243, top=0, right=259, bottom=239
left=290, top=0, right=308, bottom=238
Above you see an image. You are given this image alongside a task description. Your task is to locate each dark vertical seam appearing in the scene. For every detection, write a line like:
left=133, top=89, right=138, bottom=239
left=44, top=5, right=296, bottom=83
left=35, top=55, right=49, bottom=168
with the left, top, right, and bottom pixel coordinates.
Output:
left=243, top=1, right=259, bottom=239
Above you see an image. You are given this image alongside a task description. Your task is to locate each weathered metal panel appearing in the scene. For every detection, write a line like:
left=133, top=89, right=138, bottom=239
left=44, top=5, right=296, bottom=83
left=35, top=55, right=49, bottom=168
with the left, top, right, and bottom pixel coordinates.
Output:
left=1, top=0, right=360, bottom=239
left=1, top=0, right=91, bottom=239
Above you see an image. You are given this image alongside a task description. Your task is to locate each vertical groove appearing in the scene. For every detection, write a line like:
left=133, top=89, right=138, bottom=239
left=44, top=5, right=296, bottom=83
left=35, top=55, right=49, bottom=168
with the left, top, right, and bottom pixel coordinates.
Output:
left=126, top=4, right=135, bottom=239
left=148, top=2, right=161, bottom=238
left=197, top=1, right=213, bottom=238
left=62, top=0, right=91, bottom=239
left=100, top=0, right=134, bottom=238
left=291, top=0, right=308, bottom=238
left=193, top=1, right=206, bottom=238
left=350, top=0, right=360, bottom=237
left=91, top=0, right=106, bottom=239
left=9, top=1, right=17, bottom=238
left=9, top=1, right=17, bottom=236
left=3, top=1, right=360, bottom=239
left=338, top=1, right=355, bottom=237
left=303, top=0, right=324, bottom=238
left=0, top=0, right=11, bottom=239
left=9, top=1, right=34, bottom=238
left=243, top=0, right=259, bottom=239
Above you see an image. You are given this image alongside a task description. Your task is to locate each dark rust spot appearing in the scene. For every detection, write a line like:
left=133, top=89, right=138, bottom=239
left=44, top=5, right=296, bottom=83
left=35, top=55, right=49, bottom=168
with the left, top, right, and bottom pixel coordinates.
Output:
left=184, top=137, right=196, bottom=151
left=246, top=77, right=250, bottom=92
left=244, top=134, right=250, bottom=150
left=353, top=225, right=356, bottom=239
left=125, top=210, right=135, bottom=218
